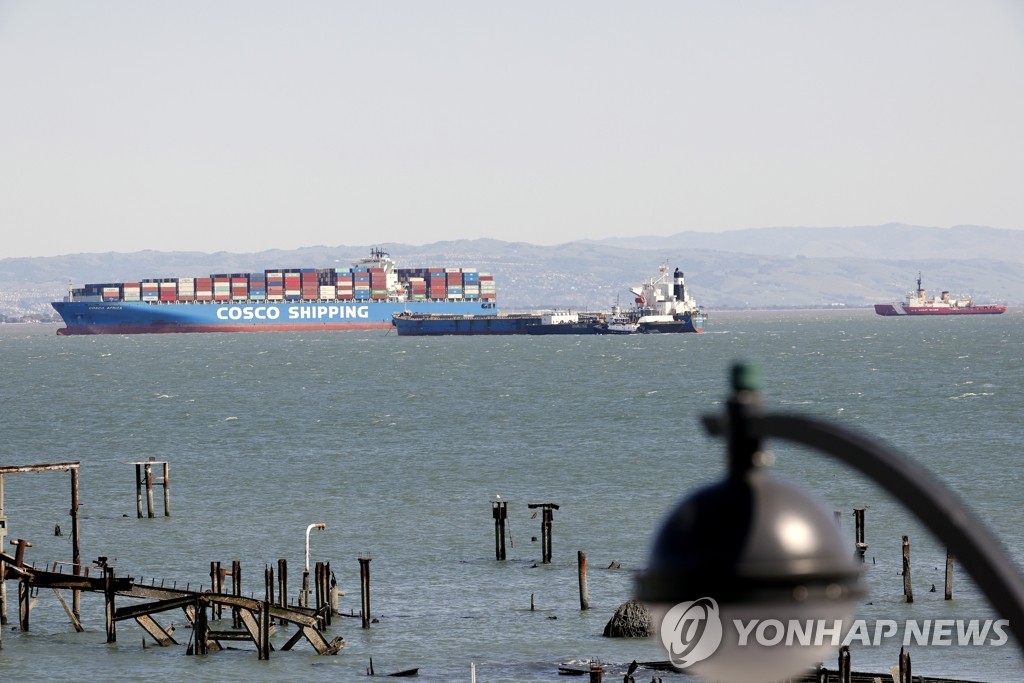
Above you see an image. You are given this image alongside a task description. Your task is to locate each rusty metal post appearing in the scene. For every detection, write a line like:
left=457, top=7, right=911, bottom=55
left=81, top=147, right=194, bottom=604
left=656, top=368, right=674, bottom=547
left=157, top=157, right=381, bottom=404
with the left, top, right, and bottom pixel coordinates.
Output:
left=359, top=556, right=371, bottom=629
left=588, top=662, right=603, bottom=682
left=10, top=538, right=32, bottom=566
left=492, top=499, right=508, bottom=560
left=12, top=536, right=34, bottom=631
left=577, top=550, right=589, bottom=610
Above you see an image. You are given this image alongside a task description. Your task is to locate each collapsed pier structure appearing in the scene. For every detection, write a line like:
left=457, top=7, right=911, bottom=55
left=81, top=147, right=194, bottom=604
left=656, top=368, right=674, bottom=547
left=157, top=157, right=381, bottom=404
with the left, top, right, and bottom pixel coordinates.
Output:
left=0, top=461, right=344, bottom=659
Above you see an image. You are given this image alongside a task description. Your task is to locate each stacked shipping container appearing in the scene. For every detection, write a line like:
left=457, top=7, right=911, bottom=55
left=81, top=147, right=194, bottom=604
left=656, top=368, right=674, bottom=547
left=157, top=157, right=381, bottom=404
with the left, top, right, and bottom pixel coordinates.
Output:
left=71, top=266, right=495, bottom=303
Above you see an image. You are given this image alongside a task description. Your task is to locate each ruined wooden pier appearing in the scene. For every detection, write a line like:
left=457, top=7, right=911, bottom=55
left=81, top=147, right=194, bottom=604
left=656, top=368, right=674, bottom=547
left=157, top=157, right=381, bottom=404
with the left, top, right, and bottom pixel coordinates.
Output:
left=0, top=550, right=344, bottom=659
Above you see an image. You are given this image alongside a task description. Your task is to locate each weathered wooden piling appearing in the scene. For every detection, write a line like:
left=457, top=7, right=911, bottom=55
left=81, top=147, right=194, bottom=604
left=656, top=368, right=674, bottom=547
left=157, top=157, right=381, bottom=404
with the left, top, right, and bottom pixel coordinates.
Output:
left=358, top=556, right=371, bottom=629
left=132, top=458, right=170, bottom=518
left=210, top=561, right=223, bottom=619
left=257, top=601, right=271, bottom=660
left=945, top=549, right=954, bottom=600
left=838, top=644, right=851, bottom=683
left=278, top=558, right=288, bottom=610
left=853, top=508, right=868, bottom=561
left=898, top=646, right=912, bottom=683
left=190, top=598, right=209, bottom=655
left=902, top=535, right=913, bottom=603
left=231, top=560, right=242, bottom=628
left=265, top=565, right=275, bottom=623
left=329, top=568, right=340, bottom=616
left=528, top=503, right=559, bottom=564
left=104, top=564, right=116, bottom=643
left=588, top=661, right=603, bottom=682
left=492, top=499, right=508, bottom=560
left=18, top=572, right=30, bottom=632
left=315, top=561, right=330, bottom=628
left=577, top=550, right=589, bottom=610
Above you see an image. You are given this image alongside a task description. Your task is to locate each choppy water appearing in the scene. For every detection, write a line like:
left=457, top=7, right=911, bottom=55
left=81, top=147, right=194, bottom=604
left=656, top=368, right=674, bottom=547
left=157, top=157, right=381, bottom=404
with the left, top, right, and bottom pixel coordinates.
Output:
left=1, top=309, right=1022, bottom=682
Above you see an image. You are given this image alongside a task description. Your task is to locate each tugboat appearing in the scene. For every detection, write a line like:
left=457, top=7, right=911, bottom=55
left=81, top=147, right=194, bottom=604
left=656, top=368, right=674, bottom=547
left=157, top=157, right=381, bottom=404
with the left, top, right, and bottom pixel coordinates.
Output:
left=874, top=273, right=1006, bottom=316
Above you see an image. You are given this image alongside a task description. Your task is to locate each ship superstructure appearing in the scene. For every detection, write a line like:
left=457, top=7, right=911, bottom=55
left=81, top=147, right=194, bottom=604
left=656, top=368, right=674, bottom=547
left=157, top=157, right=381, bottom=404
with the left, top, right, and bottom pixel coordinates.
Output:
left=874, top=273, right=1005, bottom=316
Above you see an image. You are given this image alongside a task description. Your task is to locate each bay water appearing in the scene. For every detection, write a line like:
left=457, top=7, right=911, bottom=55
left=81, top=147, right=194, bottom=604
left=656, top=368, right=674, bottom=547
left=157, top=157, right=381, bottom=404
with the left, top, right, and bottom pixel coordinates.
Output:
left=1, top=308, right=1022, bottom=682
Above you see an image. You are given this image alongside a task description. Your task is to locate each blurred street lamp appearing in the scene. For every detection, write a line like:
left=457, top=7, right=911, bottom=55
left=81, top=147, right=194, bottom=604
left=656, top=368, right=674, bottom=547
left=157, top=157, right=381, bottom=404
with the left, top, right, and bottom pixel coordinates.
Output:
left=637, top=363, right=1024, bottom=683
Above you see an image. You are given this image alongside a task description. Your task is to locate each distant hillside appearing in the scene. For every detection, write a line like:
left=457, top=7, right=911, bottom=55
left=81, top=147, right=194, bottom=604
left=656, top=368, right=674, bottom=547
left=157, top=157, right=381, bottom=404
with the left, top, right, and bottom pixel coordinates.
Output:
left=586, top=223, right=1024, bottom=261
left=1, top=225, right=1021, bottom=322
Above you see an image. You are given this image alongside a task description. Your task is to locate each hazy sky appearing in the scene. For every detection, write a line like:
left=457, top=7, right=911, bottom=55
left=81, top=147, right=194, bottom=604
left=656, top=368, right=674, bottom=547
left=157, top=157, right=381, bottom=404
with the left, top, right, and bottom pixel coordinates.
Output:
left=2, top=2, right=1022, bottom=258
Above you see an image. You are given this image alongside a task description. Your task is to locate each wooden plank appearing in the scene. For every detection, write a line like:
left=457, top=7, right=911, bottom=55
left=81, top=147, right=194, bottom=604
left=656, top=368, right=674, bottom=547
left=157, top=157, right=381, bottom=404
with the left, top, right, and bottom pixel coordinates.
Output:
left=115, top=594, right=198, bottom=621
left=134, top=613, right=177, bottom=646
left=206, top=629, right=256, bottom=641
left=0, top=462, right=80, bottom=474
left=51, top=588, right=83, bottom=632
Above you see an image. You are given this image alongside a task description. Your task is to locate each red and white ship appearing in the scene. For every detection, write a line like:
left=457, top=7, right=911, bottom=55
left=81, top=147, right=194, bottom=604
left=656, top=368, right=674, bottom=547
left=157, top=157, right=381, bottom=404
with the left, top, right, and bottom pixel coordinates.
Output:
left=874, top=273, right=1006, bottom=316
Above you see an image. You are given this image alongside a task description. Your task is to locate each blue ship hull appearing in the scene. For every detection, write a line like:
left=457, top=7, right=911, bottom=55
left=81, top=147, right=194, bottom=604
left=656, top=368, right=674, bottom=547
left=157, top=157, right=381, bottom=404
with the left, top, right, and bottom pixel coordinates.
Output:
left=53, top=300, right=497, bottom=335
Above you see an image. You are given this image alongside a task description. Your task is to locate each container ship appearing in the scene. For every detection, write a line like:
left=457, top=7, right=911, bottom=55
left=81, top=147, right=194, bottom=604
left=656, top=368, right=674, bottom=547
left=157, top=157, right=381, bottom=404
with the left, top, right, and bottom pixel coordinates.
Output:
left=51, top=249, right=497, bottom=335
left=874, top=273, right=1006, bottom=316
left=391, top=263, right=705, bottom=336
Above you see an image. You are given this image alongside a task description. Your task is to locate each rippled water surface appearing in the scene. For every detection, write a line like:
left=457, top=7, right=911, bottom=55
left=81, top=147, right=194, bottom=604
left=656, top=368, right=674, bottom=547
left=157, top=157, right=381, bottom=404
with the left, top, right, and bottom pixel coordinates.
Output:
left=1, top=309, right=1022, bottom=682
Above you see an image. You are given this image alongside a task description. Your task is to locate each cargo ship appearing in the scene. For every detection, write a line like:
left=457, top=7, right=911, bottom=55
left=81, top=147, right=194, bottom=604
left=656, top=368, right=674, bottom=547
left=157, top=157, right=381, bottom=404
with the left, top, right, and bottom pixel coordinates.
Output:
left=874, top=273, right=1006, bottom=316
left=391, top=263, right=705, bottom=336
left=51, top=249, right=497, bottom=335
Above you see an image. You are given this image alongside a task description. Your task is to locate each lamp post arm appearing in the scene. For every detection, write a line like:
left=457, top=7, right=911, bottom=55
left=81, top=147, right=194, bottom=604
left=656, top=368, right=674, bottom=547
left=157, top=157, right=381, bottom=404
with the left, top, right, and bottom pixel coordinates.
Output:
left=743, top=413, right=1024, bottom=650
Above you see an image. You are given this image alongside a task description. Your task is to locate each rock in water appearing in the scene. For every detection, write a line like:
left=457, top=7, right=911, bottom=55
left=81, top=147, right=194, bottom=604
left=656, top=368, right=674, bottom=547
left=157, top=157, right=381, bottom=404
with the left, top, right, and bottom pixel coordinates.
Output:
left=602, top=599, right=654, bottom=638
